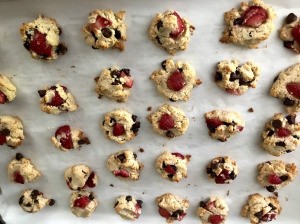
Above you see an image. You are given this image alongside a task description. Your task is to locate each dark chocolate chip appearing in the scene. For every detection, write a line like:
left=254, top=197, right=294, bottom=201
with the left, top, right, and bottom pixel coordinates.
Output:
left=233, top=18, right=243, bottom=25
left=25, top=202, right=32, bottom=207
left=293, top=135, right=299, bottom=139
left=102, top=28, right=112, bottom=38
left=38, top=90, right=46, bottom=98
left=272, top=120, right=282, bottom=128
left=199, top=201, right=206, bottom=208
left=58, top=27, right=62, bottom=35
left=156, top=20, right=163, bottom=30
left=161, top=60, right=167, bottom=70
left=15, top=153, right=23, bottom=161
left=178, top=68, right=183, bottom=73
left=30, top=190, right=39, bottom=199
left=229, top=72, right=239, bottom=81
left=229, top=172, right=236, bottom=180
left=23, top=41, right=30, bottom=50
left=98, top=95, right=102, bottom=99
left=283, top=41, right=294, bottom=50
left=206, top=167, right=212, bottom=174
left=275, top=141, right=286, bottom=147
left=169, top=98, right=176, bottom=102
left=283, top=98, right=295, bottom=106
left=126, top=195, right=132, bottom=202
left=167, top=174, right=174, bottom=179
left=131, top=122, right=141, bottom=134
left=89, top=194, right=95, bottom=201
left=49, top=199, right=55, bottom=206
left=286, top=150, right=292, bottom=153
left=102, top=120, right=105, bottom=126
left=91, top=31, right=98, bottom=41
left=254, top=211, right=263, bottom=219
left=273, top=75, right=279, bottom=83
left=220, top=158, right=225, bottom=163
left=121, top=69, right=130, bottom=76
left=155, top=36, right=162, bottom=45
left=114, top=201, right=119, bottom=207
left=215, top=72, right=223, bottom=82
left=137, top=200, right=143, bottom=205
left=267, top=129, right=275, bottom=137
left=117, top=153, right=126, bottom=163
left=286, top=13, right=297, bottom=24
left=166, top=130, right=174, bottom=138
left=19, top=195, right=24, bottom=205
left=58, top=43, right=68, bottom=55
left=133, top=153, right=137, bottom=159
left=280, top=175, right=288, bottom=182
left=114, top=29, right=121, bottom=39
left=110, top=118, right=116, bottom=124
left=266, top=186, right=276, bottom=192
left=269, top=203, right=276, bottom=210
left=286, top=114, right=296, bottom=125
left=0, top=128, right=10, bottom=136
left=132, top=115, right=137, bottom=122
left=78, top=138, right=89, bottom=145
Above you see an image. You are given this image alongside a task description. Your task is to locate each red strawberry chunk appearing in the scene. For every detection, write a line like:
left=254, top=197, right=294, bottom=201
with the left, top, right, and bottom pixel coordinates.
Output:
left=171, top=152, right=185, bottom=160
left=114, top=169, right=130, bottom=178
left=0, top=91, right=7, bottom=104
left=261, top=213, right=276, bottom=222
left=13, top=171, right=25, bottom=184
left=90, top=16, right=112, bottom=31
left=164, top=165, right=177, bottom=174
left=0, top=135, right=6, bottom=145
left=84, top=172, right=96, bottom=188
left=55, top=125, right=73, bottom=149
left=170, top=12, right=185, bottom=39
left=275, top=127, right=291, bottom=138
left=48, top=91, right=64, bottom=107
left=135, top=204, right=142, bottom=218
left=215, top=169, right=230, bottom=184
left=237, top=126, right=244, bottom=132
left=268, top=173, right=282, bottom=185
left=286, top=82, right=300, bottom=99
left=120, top=71, right=134, bottom=88
left=113, top=123, right=125, bottom=136
left=158, top=207, right=171, bottom=219
left=242, top=6, right=268, bottom=28
left=159, top=113, right=175, bottom=130
left=29, top=30, right=52, bottom=57
left=206, top=118, right=223, bottom=131
left=167, top=70, right=186, bottom=91
left=177, top=212, right=186, bottom=221
left=225, top=88, right=241, bottom=95
left=206, top=201, right=216, bottom=211
left=292, top=25, right=300, bottom=45
left=208, top=215, right=224, bottom=224
left=73, top=196, right=90, bottom=209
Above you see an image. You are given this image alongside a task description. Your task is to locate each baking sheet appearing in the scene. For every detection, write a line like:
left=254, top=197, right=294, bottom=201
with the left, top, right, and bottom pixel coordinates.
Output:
left=1, top=0, right=300, bottom=223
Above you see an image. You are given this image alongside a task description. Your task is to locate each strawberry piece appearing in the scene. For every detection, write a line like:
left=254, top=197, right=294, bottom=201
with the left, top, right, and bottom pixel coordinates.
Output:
left=73, top=196, right=90, bottom=209
left=0, top=91, right=7, bottom=104
left=135, top=204, right=142, bottom=218
left=208, top=215, right=224, bottom=224
left=275, top=127, right=291, bottom=138
left=84, top=172, right=96, bottom=188
left=170, top=12, right=185, bottom=39
left=225, top=88, right=241, bottom=95
left=206, top=201, right=216, bottom=211
left=114, top=169, right=130, bottom=178
left=291, top=25, right=300, bottom=45
left=286, top=82, right=300, bottom=99
left=13, top=171, right=25, bottom=184
left=120, top=71, right=134, bottom=88
left=158, top=207, right=171, bottom=219
left=242, top=6, right=267, bottom=28
left=55, top=125, right=73, bottom=149
left=177, top=212, right=186, bottom=221
left=167, top=70, right=186, bottom=91
left=29, top=30, right=52, bottom=57
left=237, top=126, right=244, bottom=132
left=268, top=173, right=282, bottom=185
left=113, top=123, right=125, bottom=136
left=159, top=113, right=175, bottom=130
left=0, top=135, right=6, bottom=145
left=90, top=16, right=112, bottom=31
left=171, top=152, right=185, bottom=159
left=206, top=118, right=223, bottom=132
left=215, top=169, right=230, bottom=184
left=164, top=165, right=177, bottom=174
left=48, top=88, right=64, bottom=107
left=261, top=213, right=276, bottom=222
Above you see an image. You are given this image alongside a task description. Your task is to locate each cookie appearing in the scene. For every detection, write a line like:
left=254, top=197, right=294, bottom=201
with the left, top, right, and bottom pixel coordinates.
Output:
left=205, top=110, right=244, bottom=142
left=82, top=9, right=126, bottom=51
left=215, top=60, right=260, bottom=95
left=220, top=0, right=276, bottom=48
left=95, top=66, right=133, bottom=102
left=147, top=104, right=189, bottom=139
left=149, top=10, right=195, bottom=54
left=151, top=59, right=201, bottom=101
left=20, top=15, right=67, bottom=60
left=279, top=13, right=300, bottom=53
left=70, top=191, right=98, bottom=218
left=257, top=160, right=298, bottom=192
left=107, top=150, right=143, bottom=180
left=19, top=189, right=55, bottom=213
left=0, top=74, right=17, bottom=104
left=114, top=195, right=143, bottom=220
left=197, top=196, right=229, bottom=224
left=51, top=125, right=90, bottom=151
left=101, top=109, right=140, bottom=144
left=156, top=151, right=191, bottom=182
left=261, top=113, right=300, bottom=156
left=270, top=63, right=300, bottom=113
left=206, top=156, right=238, bottom=184
left=241, top=193, right=282, bottom=224
left=38, top=84, right=78, bottom=115
left=156, top=193, right=189, bottom=223
left=7, top=153, right=41, bottom=184
left=64, top=164, right=98, bottom=191
left=0, top=115, right=24, bottom=148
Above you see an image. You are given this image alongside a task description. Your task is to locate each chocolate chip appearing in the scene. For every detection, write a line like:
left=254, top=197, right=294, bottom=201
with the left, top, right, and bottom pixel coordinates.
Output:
left=267, top=129, right=275, bottom=137
left=199, top=201, right=206, bottom=208
left=137, top=200, right=143, bottom=205
left=273, top=75, right=279, bottom=83
left=131, top=122, right=141, bottom=134
left=133, top=152, right=137, bottom=159
left=19, top=196, right=24, bottom=205
left=25, top=202, right=32, bottom=207
left=110, top=118, right=116, bottom=124
left=266, top=186, right=276, bottom=192
left=280, top=175, right=289, bottom=182
left=161, top=60, right=167, bottom=70
left=102, top=28, right=112, bottom=38
left=139, top=148, right=144, bottom=153
left=89, top=194, right=94, bottom=201
left=286, top=150, right=292, bottom=153
left=0, top=128, right=10, bottom=136
left=126, top=195, right=132, bottom=202
left=155, top=36, right=162, bottom=45
left=248, top=108, right=254, bottom=112
left=114, top=201, right=119, bottom=207
left=78, top=138, right=90, bottom=145
left=121, top=69, right=130, bottom=76
left=293, top=135, right=299, bottom=139
left=169, top=98, right=176, bottom=102
left=58, top=43, right=68, bottom=55
left=49, top=199, right=55, bottom=206
left=166, top=130, right=174, bottom=138
left=102, top=120, right=105, bottom=126
left=206, top=167, right=212, bottom=174
left=117, top=153, right=126, bottom=163
left=229, top=72, right=239, bottom=81
left=220, top=158, right=225, bottom=163
left=283, top=41, right=294, bottom=49
left=269, top=203, right=276, bottom=210
left=30, top=190, right=39, bottom=199
left=38, top=90, right=46, bottom=97
left=283, top=98, right=295, bottom=106
left=229, top=172, right=236, bottom=180
left=215, top=72, right=223, bottom=82
left=272, top=120, right=282, bottom=128
left=23, top=41, right=30, bottom=50
left=91, top=31, right=98, bottom=41
left=147, top=106, right=152, bottom=111
left=167, top=174, right=174, bottom=179
left=58, top=27, right=62, bottom=35
left=254, top=211, right=263, bottom=219
left=286, top=114, right=296, bottom=125
left=15, top=153, right=23, bottom=161
left=233, top=18, right=243, bottom=25
left=114, top=29, right=121, bottom=39
left=132, top=115, right=137, bottom=122
left=275, top=141, right=286, bottom=147
left=110, top=184, right=114, bottom=187
left=157, top=20, right=163, bottom=30
left=286, top=13, right=297, bottom=24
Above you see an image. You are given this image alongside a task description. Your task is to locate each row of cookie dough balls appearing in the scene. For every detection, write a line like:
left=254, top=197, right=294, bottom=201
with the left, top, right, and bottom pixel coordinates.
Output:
left=18, top=0, right=300, bottom=59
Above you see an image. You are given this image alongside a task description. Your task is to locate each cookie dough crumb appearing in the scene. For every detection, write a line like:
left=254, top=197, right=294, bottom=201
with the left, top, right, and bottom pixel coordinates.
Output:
left=114, top=195, right=142, bottom=220
left=19, top=189, right=55, bottom=213
left=70, top=191, right=98, bottom=218
left=0, top=116, right=24, bottom=148
left=0, top=74, right=17, bottom=104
